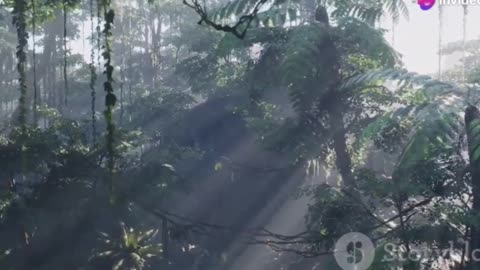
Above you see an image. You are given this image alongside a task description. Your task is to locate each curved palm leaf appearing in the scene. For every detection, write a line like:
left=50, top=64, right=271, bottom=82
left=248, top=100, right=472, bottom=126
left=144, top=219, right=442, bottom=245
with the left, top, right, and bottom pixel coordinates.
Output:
left=466, top=106, right=480, bottom=167
left=326, top=0, right=408, bottom=24
left=335, top=17, right=399, bottom=67
left=352, top=69, right=474, bottom=184
left=280, top=23, right=333, bottom=116
left=341, top=68, right=463, bottom=99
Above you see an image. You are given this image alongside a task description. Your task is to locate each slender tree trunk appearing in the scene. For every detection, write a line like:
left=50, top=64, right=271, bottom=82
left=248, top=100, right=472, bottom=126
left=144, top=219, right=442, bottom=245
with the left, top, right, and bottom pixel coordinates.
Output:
left=329, top=102, right=355, bottom=187
left=89, top=0, right=97, bottom=145
left=438, top=4, right=443, bottom=80
left=465, top=106, right=480, bottom=269
left=142, top=4, right=153, bottom=87
left=462, top=4, right=468, bottom=84
left=391, top=18, right=395, bottom=46
left=120, top=52, right=125, bottom=125
left=319, top=5, right=356, bottom=188
left=63, top=2, right=69, bottom=107
left=128, top=16, right=133, bottom=123
left=32, top=0, right=38, bottom=125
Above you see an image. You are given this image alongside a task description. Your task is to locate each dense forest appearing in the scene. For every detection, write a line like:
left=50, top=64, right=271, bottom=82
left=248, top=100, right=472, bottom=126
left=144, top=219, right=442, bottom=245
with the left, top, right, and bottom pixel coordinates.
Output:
left=0, top=0, right=480, bottom=269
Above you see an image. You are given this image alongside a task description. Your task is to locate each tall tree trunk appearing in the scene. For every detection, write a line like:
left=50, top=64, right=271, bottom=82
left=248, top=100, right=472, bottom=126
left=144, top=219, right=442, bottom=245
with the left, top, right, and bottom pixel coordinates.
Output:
left=128, top=16, right=133, bottom=123
left=462, top=4, right=468, bottom=84
left=465, top=106, right=480, bottom=269
left=329, top=106, right=355, bottom=187
left=31, top=0, right=38, bottom=125
left=11, top=0, right=29, bottom=130
left=303, top=0, right=316, bottom=21
left=391, top=18, right=395, bottom=46
left=317, top=5, right=355, bottom=187
left=89, top=0, right=97, bottom=145
left=142, top=4, right=153, bottom=87
left=438, top=4, right=443, bottom=80
left=63, top=2, right=69, bottom=107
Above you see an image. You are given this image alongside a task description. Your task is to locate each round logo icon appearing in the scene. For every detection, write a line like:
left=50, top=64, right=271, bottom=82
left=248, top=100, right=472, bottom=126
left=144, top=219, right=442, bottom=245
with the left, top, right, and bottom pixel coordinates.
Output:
left=417, top=0, right=436, bottom=10
left=334, top=232, right=375, bottom=270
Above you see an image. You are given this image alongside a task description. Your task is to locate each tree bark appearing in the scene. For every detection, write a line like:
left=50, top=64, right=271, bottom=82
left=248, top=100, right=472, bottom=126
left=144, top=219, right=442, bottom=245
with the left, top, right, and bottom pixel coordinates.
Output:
left=328, top=101, right=355, bottom=187
left=465, top=105, right=480, bottom=269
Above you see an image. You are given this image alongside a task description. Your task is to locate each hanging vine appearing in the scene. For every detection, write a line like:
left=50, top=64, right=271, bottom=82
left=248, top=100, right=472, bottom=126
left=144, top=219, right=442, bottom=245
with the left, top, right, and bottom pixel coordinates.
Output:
left=12, top=0, right=29, bottom=132
left=90, top=0, right=97, bottom=145
left=63, top=0, right=69, bottom=106
left=31, top=0, right=38, bottom=125
left=101, top=0, right=117, bottom=197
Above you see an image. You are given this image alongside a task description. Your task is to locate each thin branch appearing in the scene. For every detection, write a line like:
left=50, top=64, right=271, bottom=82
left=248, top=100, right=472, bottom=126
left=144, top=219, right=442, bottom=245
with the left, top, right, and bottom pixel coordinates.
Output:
left=182, top=0, right=267, bottom=39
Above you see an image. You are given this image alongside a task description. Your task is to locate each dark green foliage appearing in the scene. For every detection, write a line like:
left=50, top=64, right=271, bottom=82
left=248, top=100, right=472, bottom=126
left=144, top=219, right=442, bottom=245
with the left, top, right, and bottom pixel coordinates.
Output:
left=466, top=106, right=480, bottom=166
left=100, top=0, right=116, bottom=196
left=11, top=0, right=29, bottom=130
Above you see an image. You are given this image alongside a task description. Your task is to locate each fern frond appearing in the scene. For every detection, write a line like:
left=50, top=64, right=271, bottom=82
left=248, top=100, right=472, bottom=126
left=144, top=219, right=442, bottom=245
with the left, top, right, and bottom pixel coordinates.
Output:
left=336, top=18, right=399, bottom=67
left=341, top=68, right=463, bottom=100
left=328, top=0, right=408, bottom=24
left=384, top=0, right=409, bottom=23
left=394, top=110, right=463, bottom=174
left=330, top=0, right=383, bottom=25
left=358, top=97, right=464, bottom=176
left=210, top=0, right=300, bottom=27
left=216, top=27, right=285, bottom=57
left=466, top=106, right=480, bottom=166
left=280, top=23, right=332, bottom=116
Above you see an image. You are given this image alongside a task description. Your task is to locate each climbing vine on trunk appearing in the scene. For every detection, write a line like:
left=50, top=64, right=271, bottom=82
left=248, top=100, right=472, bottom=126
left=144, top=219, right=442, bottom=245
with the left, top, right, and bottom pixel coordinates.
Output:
left=12, top=0, right=29, bottom=132
left=101, top=0, right=117, bottom=197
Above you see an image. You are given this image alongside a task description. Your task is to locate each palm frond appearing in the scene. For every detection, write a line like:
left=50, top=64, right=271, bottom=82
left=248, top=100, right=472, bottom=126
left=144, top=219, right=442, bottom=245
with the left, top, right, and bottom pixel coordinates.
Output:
left=328, top=0, right=408, bottom=24
left=336, top=17, right=399, bottom=67
left=216, top=26, right=285, bottom=57
left=280, top=23, right=332, bottom=116
left=341, top=68, right=463, bottom=99
left=358, top=90, right=465, bottom=184
left=210, top=0, right=300, bottom=26
left=394, top=110, right=463, bottom=174
left=466, top=106, right=480, bottom=166
left=384, top=0, right=409, bottom=23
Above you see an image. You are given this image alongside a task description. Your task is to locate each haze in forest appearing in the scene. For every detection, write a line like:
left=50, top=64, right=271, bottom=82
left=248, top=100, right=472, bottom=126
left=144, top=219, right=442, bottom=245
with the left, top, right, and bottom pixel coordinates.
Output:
left=2, top=0, right=480, bottom=270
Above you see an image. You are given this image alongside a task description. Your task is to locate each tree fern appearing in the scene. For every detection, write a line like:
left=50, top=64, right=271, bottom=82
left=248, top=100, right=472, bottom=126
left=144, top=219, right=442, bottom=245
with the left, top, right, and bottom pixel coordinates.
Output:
left=280, top=23, right=332, bottom=117
left=335, top=17, right=399, bottom=67
left=465, top=105, right=480, bottom=263
left=351, top=71, right=479, bottom=194
left=466, top=106, right=480, bottom=168
left=394, top=110, right=462, bottom=175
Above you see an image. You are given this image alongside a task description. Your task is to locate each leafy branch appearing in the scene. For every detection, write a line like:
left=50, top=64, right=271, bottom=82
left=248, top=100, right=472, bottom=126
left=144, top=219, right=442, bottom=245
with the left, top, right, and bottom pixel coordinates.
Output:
left=182, top=0, right=267, bottom=39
